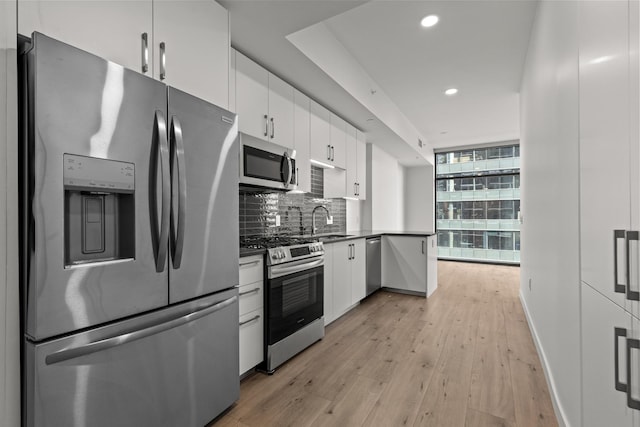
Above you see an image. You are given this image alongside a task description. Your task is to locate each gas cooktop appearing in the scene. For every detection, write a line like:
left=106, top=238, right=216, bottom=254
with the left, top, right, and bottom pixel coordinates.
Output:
left=240, top=235, right=317, bottom=250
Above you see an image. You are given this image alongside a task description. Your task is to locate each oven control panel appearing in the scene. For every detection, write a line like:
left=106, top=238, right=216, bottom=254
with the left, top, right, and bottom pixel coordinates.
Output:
left=267, top=242, right=324, bottom=265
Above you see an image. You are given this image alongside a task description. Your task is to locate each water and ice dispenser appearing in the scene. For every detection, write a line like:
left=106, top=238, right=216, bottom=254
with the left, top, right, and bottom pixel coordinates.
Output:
left=63, top=154, right=135, bottom=266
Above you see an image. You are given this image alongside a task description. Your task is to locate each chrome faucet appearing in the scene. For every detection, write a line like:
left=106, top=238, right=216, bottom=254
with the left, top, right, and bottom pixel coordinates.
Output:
left=311, top=205, right=331, bottom=236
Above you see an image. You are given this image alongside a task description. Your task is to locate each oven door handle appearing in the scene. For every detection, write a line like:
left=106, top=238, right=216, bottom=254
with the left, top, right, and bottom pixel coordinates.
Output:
left=269, top=257, right=324, bottom=278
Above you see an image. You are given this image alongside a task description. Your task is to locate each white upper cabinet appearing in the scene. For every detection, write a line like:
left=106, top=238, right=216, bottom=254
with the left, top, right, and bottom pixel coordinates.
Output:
left=153, top=0, right=229, bottom=108
left=345, top=125, right=367, bottom=200
left=235, top=51, right=294, bottom=149
left=330, top=113, right=347, bottom=169
left=345, top=124, right=358, bottom=197
left=18, top=0, right=152, bottom=73
left=267, top=73, right=295, bottom=149
left=356, top=130, right=367, bottom=200
left=235, top=51, right=269, bottom=140
left=293, top=89, right=311, bottom=193
left=18, top=0, right=230, bottom=107
left=310, top=100, right=332, bottom=165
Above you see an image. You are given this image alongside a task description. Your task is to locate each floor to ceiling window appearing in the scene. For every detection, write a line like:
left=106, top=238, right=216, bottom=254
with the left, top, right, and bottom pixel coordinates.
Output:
left=436, top=143, right=520, bottom=263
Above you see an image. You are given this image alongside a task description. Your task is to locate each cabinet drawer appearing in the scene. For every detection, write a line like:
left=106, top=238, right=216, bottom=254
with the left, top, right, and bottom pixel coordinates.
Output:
left=239, top=255, right=264, bottom=286
left=239, top=281, right=263, bottom=316
left=239, top=308, right=263, bottom=375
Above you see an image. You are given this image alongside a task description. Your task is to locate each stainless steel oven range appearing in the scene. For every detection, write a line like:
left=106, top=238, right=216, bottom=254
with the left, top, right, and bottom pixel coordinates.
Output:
left=245, top=237, right=325, bottom=373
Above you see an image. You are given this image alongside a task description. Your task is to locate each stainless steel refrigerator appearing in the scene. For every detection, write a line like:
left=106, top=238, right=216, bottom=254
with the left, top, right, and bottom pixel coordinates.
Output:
left=20, top=33, right=239, bottom=427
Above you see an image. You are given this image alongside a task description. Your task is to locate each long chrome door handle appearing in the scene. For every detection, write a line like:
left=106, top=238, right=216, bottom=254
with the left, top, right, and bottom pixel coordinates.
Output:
left=264, top=114, right=269, bottom=137
left=170, top=117, right=187, bottom=269
left=627, top=231, right=639, bottom=301
left=239, top=287, right=261, bottom=297
left=45, top=296, right=237, bottom=365
left=615, top=327, right=629, bottom=392
left=615, top=230, right=626, bottom=293
left=141, top=33, right=149, bottom=73
left=152, top=111, right=170, bottom=273
left=331, top=146, right=335, bottom=161
left=239, top=314, right=260, bottom=327
left=422, top=240, right=425, bottom=254
left=159, top=42, right=166, bottom=80
left=627, top=336, right=640, bottom=409
left=239, top=259, right=261, bottom=267
left=270, top=117, right=275, bottom=139
left=327, top=144, right=331, bottom=161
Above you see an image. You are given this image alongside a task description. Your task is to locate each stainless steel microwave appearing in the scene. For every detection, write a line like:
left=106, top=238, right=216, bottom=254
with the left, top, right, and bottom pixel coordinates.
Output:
left=239, top=133, right=297, bottom=191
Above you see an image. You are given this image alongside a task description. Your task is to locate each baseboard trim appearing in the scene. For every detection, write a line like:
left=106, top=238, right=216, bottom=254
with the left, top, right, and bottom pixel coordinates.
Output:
left=519, top=290, right=570, bottom=427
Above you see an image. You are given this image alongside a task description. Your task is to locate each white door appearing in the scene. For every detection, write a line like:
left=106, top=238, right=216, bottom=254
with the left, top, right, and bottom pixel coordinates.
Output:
left=323, top=244, right=335, bottom=325
left=332, top=241, right=352, bottom=316
left=579, top=0, right=630, bottom=310
left=18, top=0, right=152, bottom=74
left=345, top=124, right=358, bottom=198
left=382, top=236, right=427, bottom=294
left=330, top=113, right=346, bottom=169
left=310, top=100, right=332, bottom=165
left=235, top=51, right=269, bottom=140
left=267, top=73, right=294, bottom=149
left=351, top=239, right=366, bottom=304
left=293, top=89, right=311, bottom=193
left=356, top=130, right=367, bottom=200
left=582, top=282, right=634, bottom=427
left=153, top=0, right=229, bottom=107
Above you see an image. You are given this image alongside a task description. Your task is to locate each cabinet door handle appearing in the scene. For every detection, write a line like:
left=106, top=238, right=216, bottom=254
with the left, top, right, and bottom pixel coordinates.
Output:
left=331, top=146, right=335, bottom=161
left=327, top=145, right=331, bottom=160
left=627, top=231, right=640, bottom=301
left=354, top=183, right=357, bottom=196
left=264, top=115, right=269, bottom=137
left=296, top=167, right=299, bottom=186
left=357, top=183, right=360, bottom=196
left=270, top=117, right=275, bottom=139
left=141, top=33, right=149, bottom=73
left=239, top=287, right=261, bottom=297
left=627, top=336, right=640, bottom=409
left=422, top=240, right=425, bottom=254
left=615, top=327, right=629, bottom=393
left=239, top=314, right=261, bottom=327
left=159, top=42, right=166, bottom=80
left=615, top=230, right=626, bottom=294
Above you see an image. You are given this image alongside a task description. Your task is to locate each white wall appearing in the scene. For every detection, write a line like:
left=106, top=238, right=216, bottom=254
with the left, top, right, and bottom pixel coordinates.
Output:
left=0, top=1, right=20, bottom=426
left=404, top=165, right=434, bottom=232
left=520, top=1, right=581, bottom=426
left=362, top=143, right=405, bottom=231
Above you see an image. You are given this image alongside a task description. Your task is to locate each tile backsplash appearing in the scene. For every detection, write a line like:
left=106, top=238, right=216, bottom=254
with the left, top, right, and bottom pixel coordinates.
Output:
left=239, top=166, right=346, bottom=237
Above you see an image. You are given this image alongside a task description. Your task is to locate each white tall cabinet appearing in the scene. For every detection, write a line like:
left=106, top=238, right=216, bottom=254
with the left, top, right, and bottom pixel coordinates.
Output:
left=18, top=0, right=230, bottom=108
left=580, top=0, right=640, bottom=423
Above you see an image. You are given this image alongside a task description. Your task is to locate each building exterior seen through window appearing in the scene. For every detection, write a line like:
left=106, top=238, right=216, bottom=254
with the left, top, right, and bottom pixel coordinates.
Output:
left=436, top=142, right=520, bottom=263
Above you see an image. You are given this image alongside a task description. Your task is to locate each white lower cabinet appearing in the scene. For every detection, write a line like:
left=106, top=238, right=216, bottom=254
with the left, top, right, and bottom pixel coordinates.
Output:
left=323, top=239, right=365, bottom=325
left=238, top=255, right=264, bottom=376
left=426, top=235, right=438, bottom=297
left=382, top=235, right=429, bottom=295
left=582, top=282, right=635, bottom=427
left=239, top=308, right=263, bottom=376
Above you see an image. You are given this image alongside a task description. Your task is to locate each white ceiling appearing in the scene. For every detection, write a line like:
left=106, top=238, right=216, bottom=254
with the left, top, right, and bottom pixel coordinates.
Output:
left=221, top=0, right=537, bottom=159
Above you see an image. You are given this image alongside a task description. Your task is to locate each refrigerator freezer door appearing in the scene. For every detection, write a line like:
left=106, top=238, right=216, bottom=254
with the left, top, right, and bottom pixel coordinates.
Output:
left=24, top=289, right=239, bottom=427
left=167, top=87, right=239, bottom=302
left=24, top=33, right=170, bottom=341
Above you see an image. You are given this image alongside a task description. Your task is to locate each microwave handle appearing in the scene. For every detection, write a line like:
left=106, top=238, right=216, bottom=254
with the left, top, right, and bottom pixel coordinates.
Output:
left=283, top=151, right=292, bottom=188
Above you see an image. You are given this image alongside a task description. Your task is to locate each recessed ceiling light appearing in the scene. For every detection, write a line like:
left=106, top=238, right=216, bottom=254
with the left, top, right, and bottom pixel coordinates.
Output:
left=440, top=131, right=448, bottom=134
left=421, top=15, right=439, bottom=28
left=444, top=88, right=458, bottom=96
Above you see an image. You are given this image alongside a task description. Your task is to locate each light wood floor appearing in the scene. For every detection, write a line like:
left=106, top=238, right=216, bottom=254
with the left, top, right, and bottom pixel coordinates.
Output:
left=213, top=261, right=557, bottom=427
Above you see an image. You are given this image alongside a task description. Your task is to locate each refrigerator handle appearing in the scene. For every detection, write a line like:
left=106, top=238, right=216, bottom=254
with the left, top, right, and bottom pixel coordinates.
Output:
left=45, top=295, right=237, bottom=365
left=151, top=111, right=170, bottom=273
left=45, top=295, right=238, bottom=365
left=170, top=116, right=187, bottom=269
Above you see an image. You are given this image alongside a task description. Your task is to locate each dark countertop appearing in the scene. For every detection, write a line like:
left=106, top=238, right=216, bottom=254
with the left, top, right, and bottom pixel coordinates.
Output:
left=315, top=230, right=435, bottom=244
left=239, top=230, right=435, bottom=256
left=239, top=248, right=267, bottom=258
